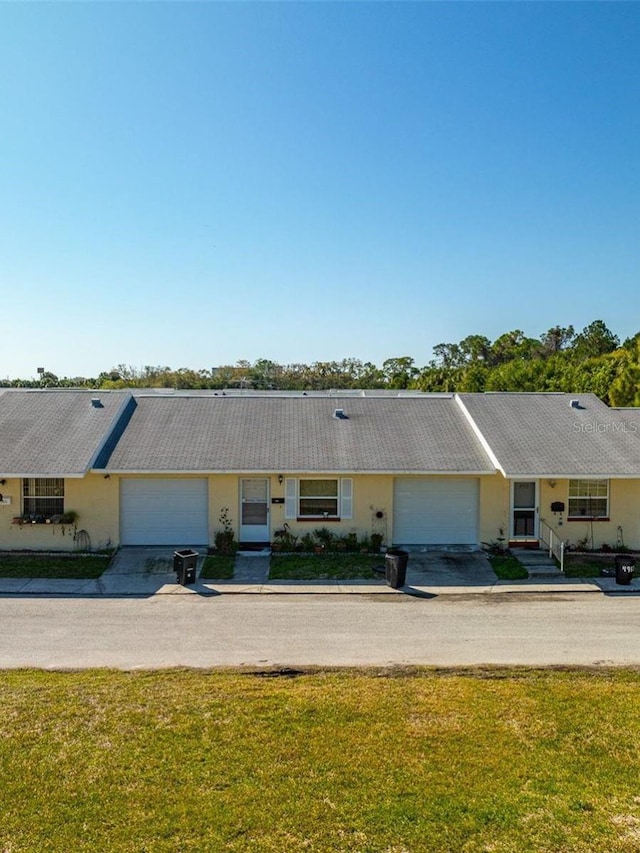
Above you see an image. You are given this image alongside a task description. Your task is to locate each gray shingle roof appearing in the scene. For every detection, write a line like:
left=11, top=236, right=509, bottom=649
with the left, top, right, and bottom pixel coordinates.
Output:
left=458, top=393, right=640, bottom=477
left=3, top=389, right=639, bottom=478
left=101, top=395, right=495, bottom=473
left=0, top=390, right=132, bottom=476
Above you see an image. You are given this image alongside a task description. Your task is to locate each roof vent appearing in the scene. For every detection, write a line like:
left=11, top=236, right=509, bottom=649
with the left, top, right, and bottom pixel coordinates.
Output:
left=333, top=408, right=349, bottom=420
left=91, top=398, right=103, bottom=408
left=570, top=399, right=583, bottom=409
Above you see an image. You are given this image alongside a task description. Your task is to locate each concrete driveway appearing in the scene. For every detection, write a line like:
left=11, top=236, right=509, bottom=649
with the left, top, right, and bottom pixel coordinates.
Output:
left=0, top=546, right=614, bottom=597
left=404, top=547, right=498, bottom=589
left=106, top=546, right=497, bottom=589
left=99, top=545, right=502, bottom=595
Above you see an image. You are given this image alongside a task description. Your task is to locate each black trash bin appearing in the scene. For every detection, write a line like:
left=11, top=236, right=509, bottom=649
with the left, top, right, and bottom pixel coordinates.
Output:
left=615, top=554, right=635, bottom=586
left=174, top=549, right=199, bottom=585
left=385, top=548, right=409, bottom=589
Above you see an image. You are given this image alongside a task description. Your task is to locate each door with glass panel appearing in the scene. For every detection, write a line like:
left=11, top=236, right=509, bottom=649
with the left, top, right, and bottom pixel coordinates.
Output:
left=511, top=480, right=538, bottom=540
left=240, top=478, right=270, bottom=542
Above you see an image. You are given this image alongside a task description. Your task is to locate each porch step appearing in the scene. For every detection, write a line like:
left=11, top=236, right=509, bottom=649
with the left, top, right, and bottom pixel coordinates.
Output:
left=516, top=551, right=563, bottom=578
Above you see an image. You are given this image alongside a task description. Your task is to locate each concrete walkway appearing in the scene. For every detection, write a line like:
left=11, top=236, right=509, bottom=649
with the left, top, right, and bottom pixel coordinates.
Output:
left=515, top=549, right=563, bottom=578
left=0, top=546, right=637, bottom=596
left=231, top=551, right=271, bottom=584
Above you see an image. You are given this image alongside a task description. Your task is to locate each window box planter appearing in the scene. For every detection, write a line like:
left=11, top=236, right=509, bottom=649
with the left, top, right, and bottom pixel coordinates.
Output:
left=12, top=511, right=79, bottom=526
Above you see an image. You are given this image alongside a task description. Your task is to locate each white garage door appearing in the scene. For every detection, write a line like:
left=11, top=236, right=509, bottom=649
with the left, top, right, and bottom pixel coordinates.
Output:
left=393, top=478, right=479, bottom=545
left=120, top=479, right=209, bottom=545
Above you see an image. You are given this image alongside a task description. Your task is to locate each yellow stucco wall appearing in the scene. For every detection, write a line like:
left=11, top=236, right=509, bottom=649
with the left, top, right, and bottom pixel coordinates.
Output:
left=269, top=474, right=394, bottom=544
left=479, top=475, right=510, bottom=545
left=0, top=474, right=119, bottom=552
left=209, top=474, right=240, bottom=541
left=207, top=474, right=394, bottom=545
left=540, top=478, right=640, bottom=551
left=2, top=471, right=639, bottom=552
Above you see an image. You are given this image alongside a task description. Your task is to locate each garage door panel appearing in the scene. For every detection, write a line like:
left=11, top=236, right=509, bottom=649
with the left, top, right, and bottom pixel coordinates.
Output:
left=120, top=479, right=209, bottom=545
left=393, top=479, right=478, bottom=545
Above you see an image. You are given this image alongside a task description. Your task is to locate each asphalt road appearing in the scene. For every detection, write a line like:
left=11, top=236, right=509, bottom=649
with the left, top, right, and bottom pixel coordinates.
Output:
left=1, top=593, right=639, bottom=669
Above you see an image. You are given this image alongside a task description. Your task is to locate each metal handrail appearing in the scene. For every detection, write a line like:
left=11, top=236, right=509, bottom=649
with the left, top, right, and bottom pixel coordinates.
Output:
left=539, top=519, right=565, bottom=573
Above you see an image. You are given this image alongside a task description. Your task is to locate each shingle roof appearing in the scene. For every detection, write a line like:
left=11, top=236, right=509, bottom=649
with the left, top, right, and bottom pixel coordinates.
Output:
left=3, top=389, right=640, bottom=478
left=0, top=390, right=132, bottom=476
left=101, top=395, right=495, bottom=473
left=458, top=393, right=640, bottom=477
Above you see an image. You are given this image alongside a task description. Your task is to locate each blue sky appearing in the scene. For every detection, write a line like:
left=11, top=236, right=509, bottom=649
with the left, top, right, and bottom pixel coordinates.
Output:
left=1, top=2, right=639, bottom=379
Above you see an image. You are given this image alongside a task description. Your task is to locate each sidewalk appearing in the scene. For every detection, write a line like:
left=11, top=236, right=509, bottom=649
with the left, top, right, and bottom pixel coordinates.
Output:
left=0, top=573, right=636, bottom=597
left=0, top=546, right=638, bottom=597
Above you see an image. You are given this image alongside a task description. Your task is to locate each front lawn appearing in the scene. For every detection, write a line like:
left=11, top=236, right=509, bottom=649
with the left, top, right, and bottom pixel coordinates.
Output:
left=1, top=669, right=640, bottom=852
left=489, top=554, right=529, bottom=580
left=269, top=553, right=383, bottom=580
left=563, top=554, right=637, bottom=578
left=563, top=561, right=608, bottom=578
left=0, top=553, right=111, bottom=579
left=200, top=554, right=236, bottom=579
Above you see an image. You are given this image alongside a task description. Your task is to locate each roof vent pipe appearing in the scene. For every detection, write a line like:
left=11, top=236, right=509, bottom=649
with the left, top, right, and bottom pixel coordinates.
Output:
left=333, top=408, right=348, bottom=420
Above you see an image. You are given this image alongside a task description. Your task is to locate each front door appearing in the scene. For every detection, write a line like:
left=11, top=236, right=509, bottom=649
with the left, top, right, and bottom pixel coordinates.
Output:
left=511, top=480, right=538, bottom=540
left=240, top=478, right=270, bottom=543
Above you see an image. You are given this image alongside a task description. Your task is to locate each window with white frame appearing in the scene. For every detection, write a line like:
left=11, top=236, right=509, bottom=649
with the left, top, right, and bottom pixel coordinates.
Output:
left=285, top=478, right=352, bottom=520
left=568, top=479, right=609, bottom=518
left=22, top=478, right=64, bottom=519
left=299, top=479, right=338, bottom=517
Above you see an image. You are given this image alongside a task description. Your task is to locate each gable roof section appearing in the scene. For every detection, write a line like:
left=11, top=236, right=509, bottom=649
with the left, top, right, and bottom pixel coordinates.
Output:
left=457, top=393, right=640, bottom=478
left=0, top=390, right=133, bottom=477
left=99, top=395, right=496, bottom=474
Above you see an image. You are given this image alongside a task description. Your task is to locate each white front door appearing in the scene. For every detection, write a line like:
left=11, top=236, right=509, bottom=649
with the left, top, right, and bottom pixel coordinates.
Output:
left=240, top=478, right=270, bottom=543
left=511, top=480, right=539, bottom=540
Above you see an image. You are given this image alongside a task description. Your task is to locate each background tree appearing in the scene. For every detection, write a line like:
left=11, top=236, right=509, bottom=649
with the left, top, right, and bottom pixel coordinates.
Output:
left=382, top=357, right=418, bottom=389
left=4, top=319, right=636, bottom=403
left=571, top=320, right=619, bottom=359
left=609, top=343, right=640, bottom=407
left=540, top=325, right=575, bottom=356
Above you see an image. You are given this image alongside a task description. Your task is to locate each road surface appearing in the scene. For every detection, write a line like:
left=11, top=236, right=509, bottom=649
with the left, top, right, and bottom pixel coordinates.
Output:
left=1, top=592, right=639, bottom=669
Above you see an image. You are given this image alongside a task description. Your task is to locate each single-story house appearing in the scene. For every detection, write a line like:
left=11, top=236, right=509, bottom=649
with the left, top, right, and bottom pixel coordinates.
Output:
left=1, top=388, right=639, bottom=552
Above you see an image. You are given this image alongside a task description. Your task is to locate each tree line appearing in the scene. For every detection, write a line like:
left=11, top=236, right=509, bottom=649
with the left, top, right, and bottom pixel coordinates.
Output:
left=3, top=320, right=640, bottom=406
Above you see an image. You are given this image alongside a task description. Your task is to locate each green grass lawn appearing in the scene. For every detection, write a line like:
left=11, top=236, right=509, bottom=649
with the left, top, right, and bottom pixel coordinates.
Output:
left=563, top=561, right=608, bottom=578
left=489, top=554, right=529, bottom=580
left=1, top=668, right=640, bottom=852
left=199, top=554, right=236, bottom=579
left=270, top=552, right=383, bottom=580
left=562, top=555, right=635, bottom=578
left=0, top=553, right=111, bottom=578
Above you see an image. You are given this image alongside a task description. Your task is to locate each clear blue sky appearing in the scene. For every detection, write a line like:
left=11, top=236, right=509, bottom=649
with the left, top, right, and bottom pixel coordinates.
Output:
left=2, top=2, right=639, bottom=379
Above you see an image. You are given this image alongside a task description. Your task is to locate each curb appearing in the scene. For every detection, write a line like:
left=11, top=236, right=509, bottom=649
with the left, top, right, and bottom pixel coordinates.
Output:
left=0, top=579, right=613, bottom=596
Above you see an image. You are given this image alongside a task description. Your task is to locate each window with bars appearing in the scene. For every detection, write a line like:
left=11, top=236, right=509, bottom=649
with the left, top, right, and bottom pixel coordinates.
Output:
left=22, top=478, right=65, bottom=519
left=568, top=479, right=609, bottom=518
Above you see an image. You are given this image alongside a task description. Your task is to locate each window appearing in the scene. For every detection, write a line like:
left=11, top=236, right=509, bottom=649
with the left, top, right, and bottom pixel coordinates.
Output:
left=285, top=478, right=352, bottom=520
left=568, top=479, right=608, bottom=519
left=299, top=479, right=339, bottom=517
left=22, top=478, right=64, bottom=519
